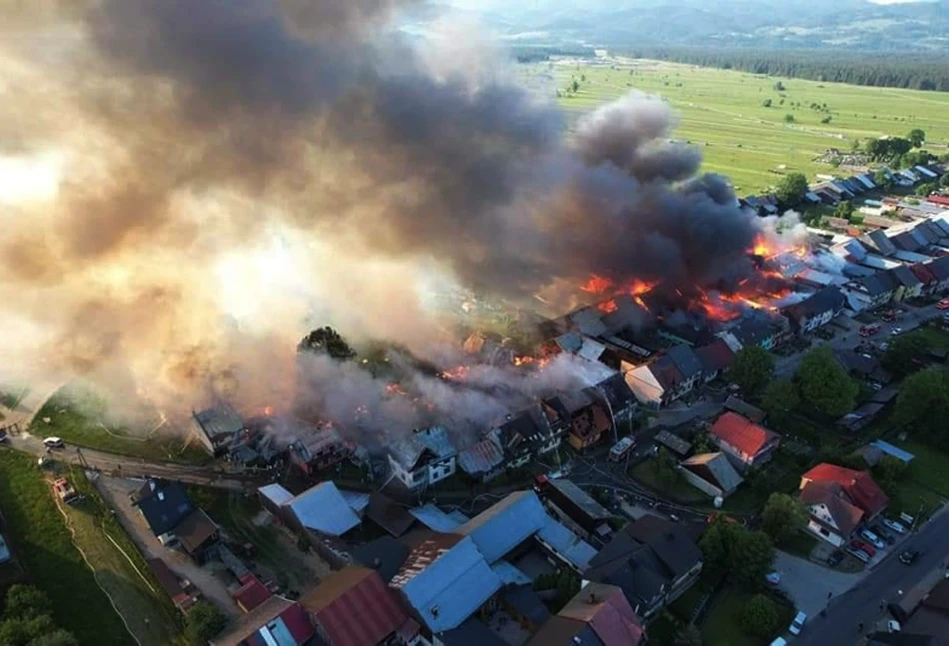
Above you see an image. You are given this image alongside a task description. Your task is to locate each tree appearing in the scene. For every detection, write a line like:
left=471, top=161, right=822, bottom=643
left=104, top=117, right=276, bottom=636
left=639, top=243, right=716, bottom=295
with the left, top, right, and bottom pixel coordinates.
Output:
left=762, top=379, right=799, bottom=425
left=895, top=367, right=949, bottom=449
left=700, top=520, right=775, bottom=586
left=821, top=115, right=832, bottom=124
left=773, top=81, right=786, bottom=91
left=907, top=128, right=926, bottom=148
left=882, top=334, right=930, bottom=377
left=874, top=455, right=908, bottom=492
left=874, top=170, right=895, bottom=192
left=916, top=181, right=937, bottom=197
left=674, top=623, right=703, bottom=646
left=185, top=601, right=227, bottom=645
left=761, top=493, right=808, bottom=543
left=796, top=346, right=858, bottom=417
left=27, top=631, right=79, bottom=646
left=298, top=327, right=356, bottom=360
left=652, top=447, right=680, bottom=489
left=762, top=98, right=772, bottom=108
left=571, top=79, right=579, bottom=93
left=834, top=200, right=854, bottom=221
left=2, top=586, right=52, bottom=621
left=0, top=615, right=57, bottom=646
left=784, top=113, right=795, bottom=123
left=730, top=345, right=775, bottom=398
left=942, top=173, right=949, bottom=188
left=740, top=594, right=780, bottom=637
left=774, top=172, right=809, bottom=207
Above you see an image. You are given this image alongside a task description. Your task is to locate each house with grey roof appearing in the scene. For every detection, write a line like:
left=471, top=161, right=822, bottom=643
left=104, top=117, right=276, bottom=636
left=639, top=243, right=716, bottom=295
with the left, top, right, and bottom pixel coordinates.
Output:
left=679, top=452, right=744, bottom=499
left=783, top=286, right=846, bottom=333
left=192, top=404, right=245, bottom=456
left=544, top=479, right=613, bottom=542
left=457, top=432, right=506, bottom=483
left=387, top=426, right=458, bottom=490
left=258, top=481, right=364, bottom=538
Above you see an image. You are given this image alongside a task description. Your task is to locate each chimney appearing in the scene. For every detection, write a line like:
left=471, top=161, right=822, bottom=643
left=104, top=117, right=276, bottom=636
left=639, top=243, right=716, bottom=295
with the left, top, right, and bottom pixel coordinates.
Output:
left=588, top=591, right=597, bottom=604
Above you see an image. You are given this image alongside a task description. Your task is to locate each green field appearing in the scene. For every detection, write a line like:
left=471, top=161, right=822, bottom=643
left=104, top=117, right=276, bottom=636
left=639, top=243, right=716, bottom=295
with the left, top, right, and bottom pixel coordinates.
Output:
left=0, top=449, right=135, bottom=645
left=34, top=389, right=211, bottom=466
left=701, top=587, right=795, bottom=646
left=524, top=59, right=949, bottom=194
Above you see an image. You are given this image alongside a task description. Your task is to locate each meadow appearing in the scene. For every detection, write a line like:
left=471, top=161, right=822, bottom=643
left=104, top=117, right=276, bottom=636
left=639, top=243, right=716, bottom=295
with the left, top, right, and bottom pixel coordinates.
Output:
left=522, top=58, right=949, bottom=194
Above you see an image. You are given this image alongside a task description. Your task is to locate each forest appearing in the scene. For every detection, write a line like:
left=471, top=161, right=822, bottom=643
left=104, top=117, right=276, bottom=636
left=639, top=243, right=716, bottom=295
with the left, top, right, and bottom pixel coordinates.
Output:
left=619, top=47, right=949, bottom=92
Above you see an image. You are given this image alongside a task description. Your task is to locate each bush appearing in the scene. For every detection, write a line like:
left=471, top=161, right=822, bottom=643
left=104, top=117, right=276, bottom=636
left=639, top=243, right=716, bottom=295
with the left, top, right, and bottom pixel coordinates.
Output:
left=185, top=601, right=227, bottom=645
left=740, top=594, right=780, bottom=637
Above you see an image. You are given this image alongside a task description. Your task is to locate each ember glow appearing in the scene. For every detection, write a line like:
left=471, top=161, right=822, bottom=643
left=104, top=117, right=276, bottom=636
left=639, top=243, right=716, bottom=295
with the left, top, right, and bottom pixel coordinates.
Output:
left=581, top=274, right=614, bottom=294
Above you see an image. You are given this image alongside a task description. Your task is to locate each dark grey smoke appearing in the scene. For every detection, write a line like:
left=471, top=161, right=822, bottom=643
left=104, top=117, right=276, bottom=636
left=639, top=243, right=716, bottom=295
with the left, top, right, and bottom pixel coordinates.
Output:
left=69, top=0, right=759, bottom=295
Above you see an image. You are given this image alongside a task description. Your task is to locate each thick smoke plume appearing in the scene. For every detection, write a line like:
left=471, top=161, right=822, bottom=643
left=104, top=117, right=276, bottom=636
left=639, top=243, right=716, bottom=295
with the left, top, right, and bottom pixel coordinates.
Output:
left=0, top=0, right=763, bottom=433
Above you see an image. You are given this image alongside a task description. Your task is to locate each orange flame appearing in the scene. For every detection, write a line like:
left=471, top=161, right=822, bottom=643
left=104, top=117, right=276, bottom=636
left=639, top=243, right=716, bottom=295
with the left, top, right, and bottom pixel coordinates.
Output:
left=440, top=365, right=470, bottom=381
left=581, top=274, right=614, bottom=293
left=263, top=405, right=274, bottom=416
left=598, top=299, right=618, bottom=313
left=386, top=383, right=409, bottom=397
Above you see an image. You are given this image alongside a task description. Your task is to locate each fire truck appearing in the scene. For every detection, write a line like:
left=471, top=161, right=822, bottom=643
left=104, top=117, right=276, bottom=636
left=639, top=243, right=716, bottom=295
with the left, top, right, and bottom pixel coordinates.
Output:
left=609, top=436, right=637, bottom=462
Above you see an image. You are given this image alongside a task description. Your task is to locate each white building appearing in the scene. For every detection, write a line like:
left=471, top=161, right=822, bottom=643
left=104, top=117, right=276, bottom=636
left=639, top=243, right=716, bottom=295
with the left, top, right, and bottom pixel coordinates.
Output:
left=387, top=426, right=457, bottom=489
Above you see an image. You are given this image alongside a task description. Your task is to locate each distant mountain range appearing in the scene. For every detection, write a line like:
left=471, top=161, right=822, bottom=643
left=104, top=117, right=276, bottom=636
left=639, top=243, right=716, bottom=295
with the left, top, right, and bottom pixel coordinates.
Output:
left=417, top=0, right=949, bottom=52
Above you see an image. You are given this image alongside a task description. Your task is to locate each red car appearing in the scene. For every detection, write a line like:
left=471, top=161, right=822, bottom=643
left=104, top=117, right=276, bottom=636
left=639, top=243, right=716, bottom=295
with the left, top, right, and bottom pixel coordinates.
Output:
left=850, top=539, right=876, bottom=558
left=938, top=299, right=949, bottom=310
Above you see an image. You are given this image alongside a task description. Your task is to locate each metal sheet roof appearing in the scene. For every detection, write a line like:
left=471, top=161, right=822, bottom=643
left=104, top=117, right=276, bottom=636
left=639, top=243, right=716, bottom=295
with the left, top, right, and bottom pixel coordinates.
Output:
left=490, top=561, right=532, bottom=586
left=339, top=490, right=371, bottom=514
left=870, top=440, right=915, bottom=464
left=409, top=504, right=464, bottom=533
left=536, top=516, right=597, bottom=572
left=259, top=484, right=295, bottom=507
left=456, top=491, right=547, bottom=564
left=457, top=434, right=505, bottom=476
left=288, top=482, right=361, bottom=537
left=391, top=535, right=503, bottom=633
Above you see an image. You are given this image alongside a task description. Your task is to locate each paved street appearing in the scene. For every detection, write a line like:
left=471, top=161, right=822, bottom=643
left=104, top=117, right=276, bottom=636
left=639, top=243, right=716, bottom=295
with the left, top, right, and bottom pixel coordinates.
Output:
left=773, top=551, right=864, bottom=619
left=795, top=510, right=949, bottom=646
left=775, top=300, right=940, bottom=377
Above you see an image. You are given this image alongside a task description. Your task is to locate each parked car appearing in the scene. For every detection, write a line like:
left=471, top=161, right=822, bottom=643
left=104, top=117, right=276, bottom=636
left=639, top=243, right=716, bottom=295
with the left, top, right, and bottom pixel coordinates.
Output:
left=872, top=525, right=896, bottom=544
left=882, top=518, right=907, bottom=534
left=827, top=550, right=844, bottom=567
left=899, top=549, right=920, bottom=565
left=891, top=326, right=903, bottom=336
left=860, top=529, right=886, bottom=550
left=937, top=299, right=949, bottom=310
left=766, top=571, right=782, bottom=585
left=789, top=611, right=808, bottom=635
left=847, top=547, right=870, bottom=564
left=852, top=539, right=877, bottom=557
left=43, top=437, right=64, bottom=449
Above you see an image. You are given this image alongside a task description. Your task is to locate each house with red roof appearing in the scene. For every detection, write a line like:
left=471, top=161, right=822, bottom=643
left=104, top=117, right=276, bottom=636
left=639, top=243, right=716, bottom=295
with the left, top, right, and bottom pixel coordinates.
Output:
left=211, top=596, right=314, bottom=646
left=300, top=566, right=410, bottom=646
left=709, top=412, right=780, bottom=473
left=232, top=574, right=272, bottom=614
left=799, top=463, right=889, bottom=546
left=528, top=582, right=645, bottom=646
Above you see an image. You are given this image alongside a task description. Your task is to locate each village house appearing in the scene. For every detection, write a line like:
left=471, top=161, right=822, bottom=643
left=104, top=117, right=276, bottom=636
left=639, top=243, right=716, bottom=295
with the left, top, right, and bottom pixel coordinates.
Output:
left=387, top=426, right=458, bottom=489
left=493, top=404, right=557, bottom=470
left=528, top=583, right=645, bottom=646
left=542, top=478, right=613, bottom=542
left=288, top=425, right=353, bottom=476
left=299, top=566, right=410, bottom=646
left=210, top=596, right=315, bottom=646
left=695, top=339, right=735, bottom=383
left=457, top=432, right=506, bottom=483
left=554, top=389, right=613, bottom=451
left=593, top=373, right=639, bottom=424
left=191, top=403, right=246, bottom=456
left=709, top=412, right=781, bottom=473
left=678, top=452, right=744, bottom=500
left=131, top=479, right=196, bottom=546
left=585, top=516, right=703, bottom=620
left=258, top=481, right=364, bottom=540
left=624, top=354, right=690, bottom=410
left=799, top=463, right=889, bottom=547
left=782, top=286, right=846, bottom=334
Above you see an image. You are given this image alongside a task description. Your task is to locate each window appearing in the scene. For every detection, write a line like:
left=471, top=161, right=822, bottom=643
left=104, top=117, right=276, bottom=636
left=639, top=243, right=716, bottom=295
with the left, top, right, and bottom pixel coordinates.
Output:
left=819, top=527, right=830, bottom=537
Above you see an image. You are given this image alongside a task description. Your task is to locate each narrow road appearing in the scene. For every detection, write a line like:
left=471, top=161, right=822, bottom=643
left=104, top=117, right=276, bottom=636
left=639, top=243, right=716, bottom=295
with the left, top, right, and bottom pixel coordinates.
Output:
left=5, top=431, right=253, bottom=490
left=795, top=510, right=949, bottom=646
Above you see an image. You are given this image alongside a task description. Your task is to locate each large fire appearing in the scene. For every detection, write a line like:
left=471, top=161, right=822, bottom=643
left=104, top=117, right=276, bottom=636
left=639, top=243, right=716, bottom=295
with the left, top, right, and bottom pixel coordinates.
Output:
left=580, top=232, right=804, bottom=323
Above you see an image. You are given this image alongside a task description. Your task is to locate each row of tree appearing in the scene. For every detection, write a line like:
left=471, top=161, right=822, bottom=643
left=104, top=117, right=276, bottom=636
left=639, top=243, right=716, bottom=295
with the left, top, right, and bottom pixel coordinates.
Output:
left=731, top=344, right=858, bottom=420
left=0, top=585, right=77, bottom=646
left=620, top=47, right=949, bottom=92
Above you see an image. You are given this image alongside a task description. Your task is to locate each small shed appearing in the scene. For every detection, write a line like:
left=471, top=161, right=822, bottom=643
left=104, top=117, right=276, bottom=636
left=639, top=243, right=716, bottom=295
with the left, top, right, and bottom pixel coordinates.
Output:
left=870, top=440, right=915, bottom=464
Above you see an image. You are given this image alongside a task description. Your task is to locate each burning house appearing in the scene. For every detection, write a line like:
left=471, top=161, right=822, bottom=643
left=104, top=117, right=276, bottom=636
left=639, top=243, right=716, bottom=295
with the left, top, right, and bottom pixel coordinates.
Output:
left=493, top=404, right=559, bottom=470
left=288, top=424, right=354, bottom=476
left=192, top=404, right=246, bottom=457
left=386, top=426, right=458, bottom=490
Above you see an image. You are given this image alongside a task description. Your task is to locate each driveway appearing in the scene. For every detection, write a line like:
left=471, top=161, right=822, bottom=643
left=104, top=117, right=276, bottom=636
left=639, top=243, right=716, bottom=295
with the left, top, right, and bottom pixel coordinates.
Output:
left=772, top=551, right=864, bottom=618
left=95, top=475, right=242, bottom=618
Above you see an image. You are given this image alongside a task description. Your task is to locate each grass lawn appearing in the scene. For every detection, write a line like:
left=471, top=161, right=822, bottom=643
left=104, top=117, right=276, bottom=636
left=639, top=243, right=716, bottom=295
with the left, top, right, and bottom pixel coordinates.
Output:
left=888, top=478, right=944, bottom=522
left=779, top=531, right=819, bottom=559
left=0, top=448, right=135, bottom=646
left=34, top=390, right=211, bottom=466
left=63, top=467, right=188, bottom=646
left=629, top=460, right=706, bottom=504
left=523, top=59, right=949, bottom=194
left=701, top=587, right=796, bottom=646
left=906, top=326, right=949, bottom=350
left=897, top=441, right=949, bottom=497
